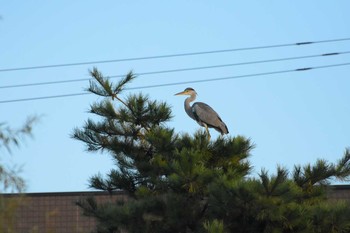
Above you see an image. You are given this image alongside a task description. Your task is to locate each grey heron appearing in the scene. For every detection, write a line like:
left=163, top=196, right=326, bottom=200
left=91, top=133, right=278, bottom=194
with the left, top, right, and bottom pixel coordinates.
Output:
left=175, top=87, right=229, bottom=140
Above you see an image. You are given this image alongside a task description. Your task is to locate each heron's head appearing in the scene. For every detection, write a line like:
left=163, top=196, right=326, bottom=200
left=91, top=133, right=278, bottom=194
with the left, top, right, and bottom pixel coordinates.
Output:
left=174, top=87, right=197, bottom=96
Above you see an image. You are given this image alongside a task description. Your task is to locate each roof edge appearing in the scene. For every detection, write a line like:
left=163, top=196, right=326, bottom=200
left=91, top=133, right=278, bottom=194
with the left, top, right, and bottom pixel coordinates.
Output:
left=1, top=190, right=126, bottom=197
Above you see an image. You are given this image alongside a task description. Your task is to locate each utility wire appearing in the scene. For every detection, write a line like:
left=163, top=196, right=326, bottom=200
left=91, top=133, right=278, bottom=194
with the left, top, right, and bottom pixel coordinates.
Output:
left=1, top=51, right=349, bottom=89
left=1, top=62, right=349, bottom=104
left=1, top=37, right=350, bottom=73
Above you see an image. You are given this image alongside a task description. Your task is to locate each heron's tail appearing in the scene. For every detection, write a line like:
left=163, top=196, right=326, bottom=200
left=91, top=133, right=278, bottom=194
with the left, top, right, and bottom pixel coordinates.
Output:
left=214, top=121, right=229, bottom=135
left=221, top=122, right=229, bottom=135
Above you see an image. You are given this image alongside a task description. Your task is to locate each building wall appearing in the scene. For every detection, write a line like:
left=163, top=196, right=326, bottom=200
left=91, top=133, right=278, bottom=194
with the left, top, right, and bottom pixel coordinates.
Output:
left=1, top=186, right=350, bottom=233
left=1, top=191, right=126, bottom=233
left=327, top=185, right=350, bottom=201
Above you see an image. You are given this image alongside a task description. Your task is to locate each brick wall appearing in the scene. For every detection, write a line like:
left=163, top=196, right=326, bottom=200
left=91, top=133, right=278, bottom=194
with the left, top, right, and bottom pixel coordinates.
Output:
left=1, top=186, right=350, bottom=233
left=1, top=191, right=126, bottom=233
left=327, top=185, right=350, bottom=201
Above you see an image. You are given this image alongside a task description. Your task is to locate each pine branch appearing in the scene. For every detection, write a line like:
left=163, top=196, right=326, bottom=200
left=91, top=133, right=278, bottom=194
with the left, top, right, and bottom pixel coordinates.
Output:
left=109, top=169, right=137, bottom=195
left=76, top=196, right=98, bottom=217
left=87, top=68, right=151, bottom=135
left=89, top=174, right=111, bottom=191
left=309, top=159, right=336, bottom=185
left=88, top=68, right=113, bottom=97
left=114, top=71, right=135, bottom=94
left=335, top=148, right=350, bottom=180
left=270, top=166, right=288, bottom=193
left=292, top=155, right=350, bottom=189
left=88, top=68, right=135, bottom=105
left=292, top=165, right=305, bottom=187
left=259, top=167, right=288, bottom=196
left=89, top=100, right=119, bottom=119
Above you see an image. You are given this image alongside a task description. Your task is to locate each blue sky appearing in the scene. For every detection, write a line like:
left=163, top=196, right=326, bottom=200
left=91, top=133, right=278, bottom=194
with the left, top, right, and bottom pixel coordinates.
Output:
left=1, top=1, right=350, bottom=193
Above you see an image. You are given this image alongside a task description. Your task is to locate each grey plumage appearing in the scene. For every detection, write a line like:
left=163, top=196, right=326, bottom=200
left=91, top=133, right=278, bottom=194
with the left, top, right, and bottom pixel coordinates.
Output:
left=175, top=87, right=229, bottom=139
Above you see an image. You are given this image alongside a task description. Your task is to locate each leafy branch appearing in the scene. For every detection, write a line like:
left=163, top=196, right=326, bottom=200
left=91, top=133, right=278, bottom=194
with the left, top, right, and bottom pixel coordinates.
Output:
left=0, top=116, right=38, bottom=153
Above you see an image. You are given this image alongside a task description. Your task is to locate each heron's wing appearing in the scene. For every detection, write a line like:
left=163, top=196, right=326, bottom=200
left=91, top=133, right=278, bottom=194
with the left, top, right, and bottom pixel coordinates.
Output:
left=192, top=102, right=229, bottom=134
left=192, top=102, right=219, bottom=122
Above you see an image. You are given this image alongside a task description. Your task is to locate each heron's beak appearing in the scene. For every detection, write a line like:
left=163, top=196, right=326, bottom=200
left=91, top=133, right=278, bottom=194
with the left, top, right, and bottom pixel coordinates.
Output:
left=174, top=91, right=186, bottom=96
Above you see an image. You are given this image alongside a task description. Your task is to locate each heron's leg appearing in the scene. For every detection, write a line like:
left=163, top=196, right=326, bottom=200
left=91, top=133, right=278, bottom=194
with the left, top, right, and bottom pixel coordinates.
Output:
left=204, top=124, right=211, bottom=141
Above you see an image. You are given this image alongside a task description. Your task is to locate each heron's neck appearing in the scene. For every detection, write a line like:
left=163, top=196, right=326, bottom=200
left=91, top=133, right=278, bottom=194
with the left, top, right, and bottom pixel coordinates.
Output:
left=184, top=93, right=197, bottom=120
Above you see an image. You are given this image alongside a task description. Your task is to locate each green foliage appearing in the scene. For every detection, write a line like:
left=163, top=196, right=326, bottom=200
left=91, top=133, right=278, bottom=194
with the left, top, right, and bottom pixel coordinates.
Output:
left=203, top=219, right=226, bottom=233
left=0, top=195, right=25, bottom=232
left=0, top=116, right=37, bottom=153
left=0, top=116, right=38, bottom=192
left=74, top=68, right=350, bottom=233
left=0, top=117, right=37, bottom=231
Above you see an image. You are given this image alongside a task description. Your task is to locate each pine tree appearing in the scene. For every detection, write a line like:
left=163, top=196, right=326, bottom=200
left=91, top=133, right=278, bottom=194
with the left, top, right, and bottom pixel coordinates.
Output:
left=73, top=68, right=350, bottom=233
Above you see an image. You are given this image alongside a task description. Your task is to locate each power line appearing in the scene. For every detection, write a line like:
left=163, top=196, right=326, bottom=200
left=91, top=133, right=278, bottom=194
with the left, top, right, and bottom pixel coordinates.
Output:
left=1, top=37, right=350, bottom=73
left=127, top=62, right=350, bottom=89
left=1, top=62, right=349, bottom=104
left=1, top=51, right=349, bottom=90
